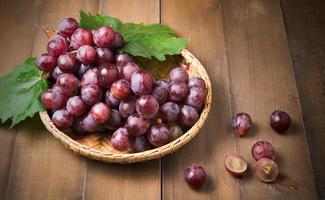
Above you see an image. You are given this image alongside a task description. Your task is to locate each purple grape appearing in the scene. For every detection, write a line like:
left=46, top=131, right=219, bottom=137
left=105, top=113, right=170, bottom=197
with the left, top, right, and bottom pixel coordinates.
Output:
left=120, top=62, right=139, bottom=81
left=136, top=95, right=159, bottom=119
left=80, top=84, right=103, bottom=106
left=66, top=96, right=87, bottom=117
left=97, top=63, right=120, bottom=88
left=152, top=80, right=169, bottom=105
left=147, top=123, right=171, bottom=147
left=52, top=109, right=74, bottom=130
left=131, top=69, right=154, bottom=95
left=36, top=53, right=57, bottom=72
left=76, top=45, right=96, bottom=64
left=159, top=102, right=180, bottom=123
left=91, top=102, right=111, bottom=124
left=185, top=86, right=207, bottom=110
left=52, top=66, right=63, bottom=80
left=111, top=128, right=132, bottom=151
left=81, top=112, right=98, bottom=132
left=93, top=26, right=116, bottom=47
left=232, top=113, right=252, bottom=136
left=56, top=73, right=79, bottom=97
left=125, top=114, right=150, bottom=136
left=109, top=32, right=124, bottom=49
left=270, top=110, right=291, bottom=133
left=111, top=79, right=132, bottom=100
left=81, top=68, right=98, bottom=86
left=58, top=18, right=78, bottom=37
left=252, top=141, right=275, bottom=161
left=180, top=105, right=199, bottom=127
left=95, top=47, right=114, bottom=64
left=41, top=88, right=66, bottom=110
left=76, top=64, right=92, bottom=79
left=132, top=135, right=153, bottom=152
left=70, top=28, right=93, bottom=50
left=184, top=164, right=206, bottom=189
left=104, top=90, right=120, bottom=107
left=119, top=98, right=136, bottom=118
left=169, top=124, right=184, bottom=140
left=58, top=53, right=77, bottom=72
left=47, top=34, right=68, bottom=57
left=169, top=67, right=189, bottom=83
left=188, top=77, right=206, bottom=89
left=115, top=53, right=133, bottom=66
left=71, top=117, right=86, bottom=135
left=105, top=109, right=124, bottom=130
left=168, top=81, right=189, bottom=102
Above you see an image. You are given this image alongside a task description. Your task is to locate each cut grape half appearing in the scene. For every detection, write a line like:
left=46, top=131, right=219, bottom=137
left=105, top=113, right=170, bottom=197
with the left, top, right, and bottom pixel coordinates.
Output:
left=224, top=154, right=248, bottom=176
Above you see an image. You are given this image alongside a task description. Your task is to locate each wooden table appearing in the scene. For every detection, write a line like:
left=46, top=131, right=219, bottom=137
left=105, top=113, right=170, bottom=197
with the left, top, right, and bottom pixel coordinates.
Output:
left=0, top=0, right=324, bottom=199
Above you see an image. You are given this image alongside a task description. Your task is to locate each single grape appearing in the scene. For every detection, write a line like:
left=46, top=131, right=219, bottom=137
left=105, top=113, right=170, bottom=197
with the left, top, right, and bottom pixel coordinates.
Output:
left=152, top=80, right=169, bottom=105
left=81, top=68, right=98, bottom=86
left=104, top=90, right=120, bottom=107
left=184, top=164, right=206, bottom=190
left=115, top=53, right=133, bottom=66
left=70, top=28, right=93, bottom=50
left=52, top=109, right=74, bottom=130
left=270, top=110, right=291, bottom=133
left=76, top=45, right=96, bottom=64
left=159, top=102, right=180, bottom=123
left=231, top=113, right=252, bottom=136
left=252, top=141, right=275, bottom=161
left=41, top=88, right=66, bottom=110
left=136, top=95, right=159, bottom=119
left=57, top=53, right=77, bottom=72
left=120, top=62, right=139, bottom=81
left=255, top=158, right=279, bottom=183
left=168, top=81, right=189, bottom=102
left=111, top=79, right=132, bottom=100
left=95, top=47, right=114, bottom=64
left=185, top=86, right=207, bottom=110
left=109, top=32, right=124, bottom=49
left=76, top=64, right=92, bottom=79
left=126, top=114, right=150, bottom=136
left=105, top=109, right=124, bottom=130
left=71, top=117, right=86, bottom=135
left=66, top=96, right=87, bottom=117
left=170, top=67, right=189, bottom=83
left=224, top=154, right=248, bottom=176
left=97, top=63, right=120, bottom=88
left=93, top=26, right=116, bottom=47
left=147, top=123, right=171, bottom=147
left=169, top=124, right=184, bottom=140
left=91, top=102, right=111, bottom=124
left=132, top=135, right=153, bottom=153
left=130, top=69, right=154, bottom=95
left=180, top=105, right=199, bottom=127
left=111, top=128, right=132, bottom=151
left=188, top=77, right=206, bottom=89
left=56, top=73, right=79, bottom=97
left=49, top=34, right=69, bottom=47
left=80, top=84, right=103, bottom=106
left=52, top=66, right=63, bottom=80
left=47, top=34, right=68, bottom=57
left=81, top=112, right=98, bottom=132
left=58, top=18, right=78, bottom=37
left=119, top=98, right=136, bottom=118
left=36, top=53, right=57, bottom=72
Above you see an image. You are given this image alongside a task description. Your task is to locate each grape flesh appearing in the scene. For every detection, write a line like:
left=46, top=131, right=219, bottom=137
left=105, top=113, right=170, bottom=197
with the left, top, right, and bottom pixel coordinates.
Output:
left=185, top=86, right=207, bottom=110
left=169, top=67, right=189, bottom=83
left=131, top=69, right=154, bottom=95
left=152, top=80, right=169, bottom=105
left=104, top=90, right=120, bottom=107
left=119, top=98, right=136, bottom=118
left=180, top=105, right=199, bottom=127
left=81, top=68, right=98, bottom=86
left=184, top=164, right=206, bottom=189
left=47, top=34, right=68, bottom=57
left=93, top=26, right=116, bottom=47
left=81, top=112, right=98, bottom=132
left=41, top=88, right=66, bottom=110
left=58, top=53, right=77, bottom=72
left=52, top=109, right=74, bottom=130
left=52, top=66, right=63, bottom=80
left=252, top=141, right=275, bottom=161
left=120, top=62, right=139, bottom=81
left=80, top=84, right=103, bottom=106
left=66, top=96, right=87, bottom=117
left=136, top=95, right=159, bottom=119
left=90, top=102, right=111, bottom=124
left=231, top=113, right=252, bottom=136
left=105, top=109, right=124, bottom=130
left=255, top=158, right=279, bottom=183
left=58, top=18, right=78, bottom=37
left=76, top=64, right=92, bottom=79
left=95, top=47, right=114, bottom=64
left=159, top=102, right=180, bottom=123
left=168, top=81, right=189, bottom=102
left=147, top=123, right=171, bottom=147
left=56, top=73, right=79, bottom=97
left=97, top=63, right=120, bottom=88
left=270, top=110, right=291, bottom=133
left=70, top=28, right=93, bottom=50
left=115, top=53, right=133, bottom=66
left=111, top=79, right=132, bottom=100
left=111, top=128, right=132, bottom=151
left=132, top=135, right=153, bottom=152
left=188, top=77, right=206, bottom=89
left=224, top=154, right=248, bottom=176
left=125, top=114, right=150, bottom=136
left=77, top=45, right=96, bottom=64
left=36, top=53, right=57, bottom=72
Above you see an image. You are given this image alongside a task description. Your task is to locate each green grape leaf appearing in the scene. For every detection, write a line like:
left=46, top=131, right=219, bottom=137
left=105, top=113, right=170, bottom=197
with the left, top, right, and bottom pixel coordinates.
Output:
left=79, top=11, right=188, bottom=61
left=0, top=58, right=49, bottom=127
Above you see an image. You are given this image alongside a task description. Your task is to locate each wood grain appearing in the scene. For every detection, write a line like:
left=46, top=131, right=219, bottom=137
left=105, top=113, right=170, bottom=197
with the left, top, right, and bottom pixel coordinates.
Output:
left=280, top=0, right=325, bottom=198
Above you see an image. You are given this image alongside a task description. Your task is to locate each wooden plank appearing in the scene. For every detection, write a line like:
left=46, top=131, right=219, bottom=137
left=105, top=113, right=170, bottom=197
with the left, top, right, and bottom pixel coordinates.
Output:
left=4, top=0, right=99, bottom=199
left=280, top=0, right=325, bottom=198
left=82, top=1, right=161, bottom=200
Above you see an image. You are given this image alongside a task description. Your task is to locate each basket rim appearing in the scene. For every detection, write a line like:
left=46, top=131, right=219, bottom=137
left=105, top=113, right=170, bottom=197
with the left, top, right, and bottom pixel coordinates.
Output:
left=40, top=49, right=212, bottom=163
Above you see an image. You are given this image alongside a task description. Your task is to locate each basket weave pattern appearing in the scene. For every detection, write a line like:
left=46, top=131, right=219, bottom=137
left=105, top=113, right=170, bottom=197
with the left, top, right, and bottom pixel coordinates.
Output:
left=40, top=49, right=212, bottom=163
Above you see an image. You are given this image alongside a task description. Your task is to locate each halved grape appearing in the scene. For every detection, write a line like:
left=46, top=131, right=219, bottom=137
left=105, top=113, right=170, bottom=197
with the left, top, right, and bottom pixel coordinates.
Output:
left=41, top=88, right=66, bottom=110
left=136, top=95, right=159, bottom=119
left=93, top=26, right=116, bottom=47
left=66, top=96, right=87, bottom=117
left=185, top=86, right=207, bottom=110
left=111, top=79, right=132, bottom=100
left=95, top=47, right=114, bottom=64
left=120, top=62, right=139, bottom=81
left=97, top=63, right=120, bottom=88
left=224, top=154, right=248, bottom=176
left=168, top=81, right=189, bottom=102
left=36, top=53, right=57, bottom=72
left=184, top=164, right=206, bottom=190
left=255, top=158, right=279, bottom=183
left=81, top=68, right=98, bottom=86
left=159, top=102, right=180, bottom=123
left=58, top=53, right=77, bottom=72
left=180, top=105, right=199, bottom=127
left=115, top=53, right=133, bottom=66
left=126, top=114, right=150, bottom=136
left=169, top=67, right=189, bottom=83
left=231, top=113, right=252, bottom=136
left=70, top=28, right=93, bottom=50
left=152, top=80, right=169, bottom=105
left=270, top=110, right=291, bottom=133
left=52, top=109, right=74, bottom=130
left=76, top=45, right=96, bottom=64
left=252, top=141, right=275, bottom=161
left=131, top=69, right=154, bottom=95
left=81, top=112, right=98, bottom=132
left=132, top=135, right=153, bottom=152
left=111, top=128, right=132, bottom=151
left=80, top=84, right=103, bottom=106
left=104, top=90, right=120, bottom=107
left=119, top=98, right=136, bottom=118
left=91, top=102, right=111, bottom=124
left=47, top=34, right=68, bottom=57
left=147, top=123, right=171, bottom=147
left=58, top=18, right=78, bottom=37
left=56, top=73, right=79, bottom=97
left=188, top=77, right=206, bottom=89
left=105, top=109, right=124, bottom=130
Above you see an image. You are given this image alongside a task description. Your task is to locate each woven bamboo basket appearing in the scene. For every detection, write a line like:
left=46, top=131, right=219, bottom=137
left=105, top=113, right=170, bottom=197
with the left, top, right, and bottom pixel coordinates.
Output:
left=39, top=49, right=212, bottom=164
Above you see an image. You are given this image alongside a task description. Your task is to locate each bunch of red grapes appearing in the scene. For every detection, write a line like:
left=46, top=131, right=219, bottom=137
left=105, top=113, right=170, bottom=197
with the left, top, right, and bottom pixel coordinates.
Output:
left=36, top=18, right=207, bottom=152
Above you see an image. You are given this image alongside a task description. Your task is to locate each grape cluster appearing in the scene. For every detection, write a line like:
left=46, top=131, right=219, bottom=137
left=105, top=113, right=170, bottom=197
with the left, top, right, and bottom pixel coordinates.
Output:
left=37, top=18, right=207, bottom=152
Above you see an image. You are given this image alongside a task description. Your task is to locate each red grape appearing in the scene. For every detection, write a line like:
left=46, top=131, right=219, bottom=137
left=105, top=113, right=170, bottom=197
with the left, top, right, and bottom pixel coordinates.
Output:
left=115, top=53, right=133, bottom=66
left=58, top=53, right=77, bottom=72
left=109, top=32, right=124, bottom=49
left=58, top=18, right=78, bottom=37
left=111, top=79, right=132, bottom=100
left=52, top=109, right=74, bottom=130
left=168, top=81, right=189, bottom=102
left=41, top=88, right=66, bottom=110
left=169, top=124, right=184, bottom=140
left=90, top=102, right=111, bottom=124
left=184, top=164, right=206, bottom=189
left=169, top=67, right=189, bottom=83
left=47, top=34, right=68, bottom=57
left=70, top=28, right=93, bottom=50
left=76, top=64, right=92, bottom=79
left=152, top=80, right=169, bottom=105
left=136, top=95, right=159, bottom=119
left=81, top=68, right=98, bottom=86
left=252, top=141, right=275, bottom=161
left=111, top=128, right=132, bottom=151
left=66, top=96, right=87, bottom=117
left=224, top=154, right=248, bottom=176
left=36, top=53, right=57, bottom=72
left=105, top=109, right=124, bottom=130
left=126, top=114, right=150, bottom=136
left=180, top=105, right=199, bottom=127
left=159, top=102, right=180, bottom=123
left=185, top=86, right=206, bottom=110
left=130, top=69, right=154, bottom=95
left=255, top=158, right=279, bottom=183
left=95, top=47, right=114, bottom=64
left=188, top=77, right=206, bottom=89
left=231, top=113, right=252, bottom=136
left=52, top=66, right=63, bottom=80
left=80, top=84, right=103, bottom=106
left=147, top=123, right=171, bottom=147
left=71, top=117, right=86, bottom=135
left=119, top=98, right=136, bottom=118
left=93, top=26, right=116, bottom=47
left=132, top=135, right=153, bottom=152
left=270, top=110, right=291, bottom=133
left=81, top=112, right=98, bottom=132
left=56, top=73, right=79, bottom=97
left=120, top=62, right=139, bottom=81
left=104, top=90, right=120, bottom=107
left=76, top=45, right=96, bottom=64
left=97, top=63, right=120, bottom=88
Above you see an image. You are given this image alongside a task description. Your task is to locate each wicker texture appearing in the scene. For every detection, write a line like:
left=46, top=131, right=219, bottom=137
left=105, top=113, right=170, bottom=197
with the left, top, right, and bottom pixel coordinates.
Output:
left=40, top=49, right=212, bottom=163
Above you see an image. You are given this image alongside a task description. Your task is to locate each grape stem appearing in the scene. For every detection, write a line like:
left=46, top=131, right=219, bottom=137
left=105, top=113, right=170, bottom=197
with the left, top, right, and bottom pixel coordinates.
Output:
left=42, top=26, right=55, bottom=39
